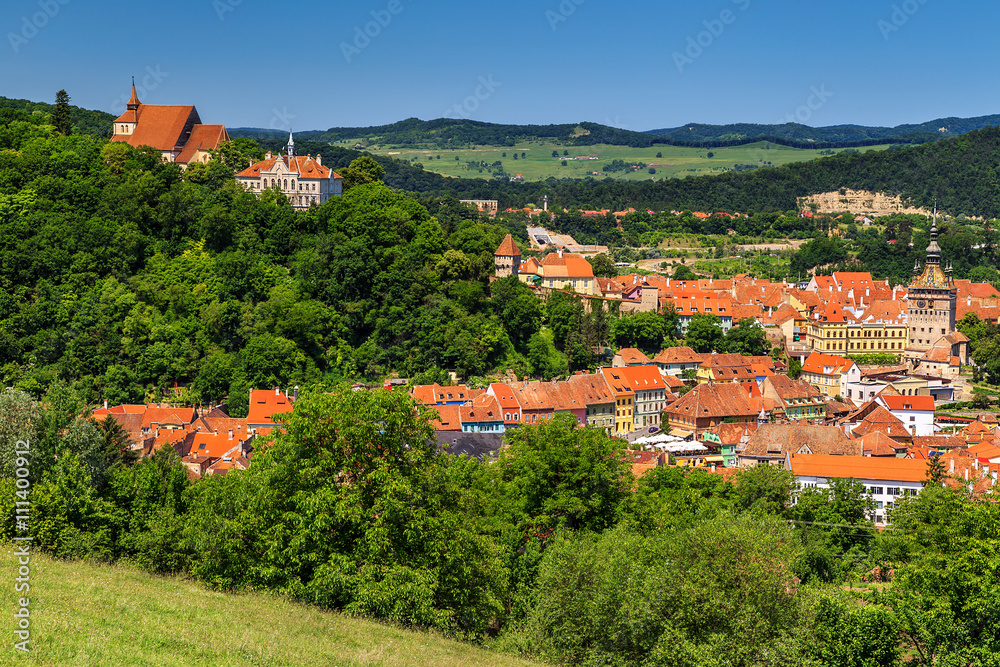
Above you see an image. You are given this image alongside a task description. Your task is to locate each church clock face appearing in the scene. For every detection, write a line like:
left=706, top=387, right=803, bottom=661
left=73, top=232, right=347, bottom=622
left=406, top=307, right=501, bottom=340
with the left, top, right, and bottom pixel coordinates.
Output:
left=917, top=299, right=927, bottom=309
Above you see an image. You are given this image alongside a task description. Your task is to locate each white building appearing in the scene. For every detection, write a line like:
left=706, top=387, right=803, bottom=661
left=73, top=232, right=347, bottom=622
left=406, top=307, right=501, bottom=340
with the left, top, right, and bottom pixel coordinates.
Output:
left=236, top=133, right=343, bottom=209
left=875, top=394, right=936, bottom=437
left=786, top=453, right=927, bottom=525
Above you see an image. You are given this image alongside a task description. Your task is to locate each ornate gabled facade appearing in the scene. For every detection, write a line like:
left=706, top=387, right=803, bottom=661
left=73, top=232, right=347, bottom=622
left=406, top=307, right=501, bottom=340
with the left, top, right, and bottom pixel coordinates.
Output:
left=111, top=80, right=229, bottom=167
left=906, top=213, right=957, bottom=362
left=235, top=132, right=343, bottom=210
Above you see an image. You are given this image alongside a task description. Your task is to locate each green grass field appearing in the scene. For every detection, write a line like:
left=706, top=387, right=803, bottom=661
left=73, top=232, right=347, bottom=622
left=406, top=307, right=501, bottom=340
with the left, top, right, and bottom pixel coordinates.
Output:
left=0, top=546, right=544, bottom=667
left=334, top=138, right=892, bottom=182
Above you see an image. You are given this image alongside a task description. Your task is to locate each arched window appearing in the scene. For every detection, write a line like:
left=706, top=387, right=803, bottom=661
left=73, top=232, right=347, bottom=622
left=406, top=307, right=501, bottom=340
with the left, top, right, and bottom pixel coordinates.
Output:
left=291, top=180, right=295, bottom=190
left=283, top=179, right=288, bottom=190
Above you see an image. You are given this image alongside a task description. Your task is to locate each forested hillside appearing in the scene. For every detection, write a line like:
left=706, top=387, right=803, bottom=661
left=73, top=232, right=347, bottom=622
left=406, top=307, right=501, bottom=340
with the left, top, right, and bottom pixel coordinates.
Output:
left=0, top=108, right=552, bottom=407
left=245, top=127, right=1000, bottom=220
left=236, top=113, right=1000, bottom=150
left=0, top=94, right=114, bottom=136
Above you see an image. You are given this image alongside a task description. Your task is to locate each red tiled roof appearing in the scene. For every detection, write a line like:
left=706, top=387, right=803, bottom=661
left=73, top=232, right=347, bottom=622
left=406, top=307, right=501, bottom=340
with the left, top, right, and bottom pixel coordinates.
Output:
left=879, top=395, right=935, bottom=412
left=801, top=351, right=855, bottom=376
left=112, top=104, right=199, bottom=151
left=616, top=348, right=653, bottom=365
left=174, top=124, right=230, bottom=164
left=247, top=389, right=294, bottom=426
left=235, top=154, right=338, bottom=180
left=495, top=234, right=520, bottom=256
left=429, top=404, right=462, bottom=430
left=789, top=453, right=929, bottom=483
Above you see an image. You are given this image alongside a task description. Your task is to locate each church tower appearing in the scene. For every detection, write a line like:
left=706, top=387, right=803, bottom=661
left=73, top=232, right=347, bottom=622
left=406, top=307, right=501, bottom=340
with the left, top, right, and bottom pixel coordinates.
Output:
left=905, top=209, right=957, bottom=363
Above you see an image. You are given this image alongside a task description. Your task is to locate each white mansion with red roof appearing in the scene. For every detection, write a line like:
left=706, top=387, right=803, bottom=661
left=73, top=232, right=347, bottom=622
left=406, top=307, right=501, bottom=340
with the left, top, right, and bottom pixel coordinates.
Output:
left=235, top=132, right=343, bottom=209
left=111, top=81, right=229, bottom=167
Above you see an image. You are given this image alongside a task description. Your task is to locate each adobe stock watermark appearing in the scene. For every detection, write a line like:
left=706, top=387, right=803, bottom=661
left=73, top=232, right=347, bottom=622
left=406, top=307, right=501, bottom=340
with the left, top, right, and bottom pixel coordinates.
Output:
left=214, top=0, right=242, bottom=22
left=341, top=0, right=412, bottom=64
left=877, top=0, right=928, bottom=41
left=269, top=107, right=296, bottom=132
left=444, top=76, right=502, bottom=119
left=673, top=0, right=751, bottom=74
left=546, top=0, right=585, bottom=31
left=8, top=0, right=71, bottom=54
left=12, top=439, right=32, bottom=653
left=110, top=66, right=169, bottom=115
left=777, top=85, right=834, bottom=124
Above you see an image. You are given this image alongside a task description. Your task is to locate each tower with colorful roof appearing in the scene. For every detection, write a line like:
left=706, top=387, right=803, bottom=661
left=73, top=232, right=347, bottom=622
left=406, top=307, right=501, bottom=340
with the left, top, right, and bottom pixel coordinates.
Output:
left=905, top=207, right=957, bottom=362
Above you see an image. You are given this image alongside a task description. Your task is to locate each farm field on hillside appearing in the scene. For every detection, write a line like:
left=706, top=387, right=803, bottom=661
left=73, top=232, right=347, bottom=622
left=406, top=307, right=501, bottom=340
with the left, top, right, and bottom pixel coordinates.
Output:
left=330, top=139, right=893, bottom=182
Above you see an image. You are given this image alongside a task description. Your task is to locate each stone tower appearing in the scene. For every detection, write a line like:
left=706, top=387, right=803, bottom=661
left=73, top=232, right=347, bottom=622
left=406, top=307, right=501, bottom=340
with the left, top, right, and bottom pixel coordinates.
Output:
left=905, top=212, right=956, bottom=363
left=494, top=234, right=521, bottom=278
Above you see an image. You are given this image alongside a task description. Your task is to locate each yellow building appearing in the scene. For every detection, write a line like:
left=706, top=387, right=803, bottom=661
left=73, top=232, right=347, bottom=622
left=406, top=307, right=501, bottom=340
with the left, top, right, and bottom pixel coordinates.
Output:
left=600, top=368, right=634, bottom=435
left=804, top=302, right=907, bottom=355
left=517, top=249, right=599, bottom=295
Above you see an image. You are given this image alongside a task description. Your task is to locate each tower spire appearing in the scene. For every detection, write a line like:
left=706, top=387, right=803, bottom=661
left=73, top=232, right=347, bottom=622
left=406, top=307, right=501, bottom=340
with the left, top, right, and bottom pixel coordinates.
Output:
left=287, top=129, right=295, bottom=158
left=127, top=76, right=141, bottom=110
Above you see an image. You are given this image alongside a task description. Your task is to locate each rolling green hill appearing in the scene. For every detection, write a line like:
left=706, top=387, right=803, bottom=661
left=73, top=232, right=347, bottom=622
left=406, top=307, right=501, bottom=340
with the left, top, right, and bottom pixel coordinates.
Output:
left=0, top=95, right=114, bottom=137
left=0, top=547, right=543, bottom=667
left=647, top=114, right=1000, bottom=144
left=232, top=114, right=1000, bottom=152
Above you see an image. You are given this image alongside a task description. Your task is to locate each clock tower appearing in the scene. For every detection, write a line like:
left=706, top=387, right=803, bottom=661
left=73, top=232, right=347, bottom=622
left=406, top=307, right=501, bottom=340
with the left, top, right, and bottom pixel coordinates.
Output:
left=905, top=213, right=957, bottom=365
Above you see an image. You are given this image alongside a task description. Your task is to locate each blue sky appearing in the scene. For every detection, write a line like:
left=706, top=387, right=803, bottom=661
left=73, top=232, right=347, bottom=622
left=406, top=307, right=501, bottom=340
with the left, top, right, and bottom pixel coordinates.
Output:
left=2, top=0, right=997, bottom=132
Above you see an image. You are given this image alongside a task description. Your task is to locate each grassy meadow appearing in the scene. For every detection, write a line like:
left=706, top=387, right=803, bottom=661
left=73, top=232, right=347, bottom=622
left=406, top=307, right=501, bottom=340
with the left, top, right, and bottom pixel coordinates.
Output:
left=0, top=546, right=544, bottom=667
left=332, top=138, right=893, bottom=182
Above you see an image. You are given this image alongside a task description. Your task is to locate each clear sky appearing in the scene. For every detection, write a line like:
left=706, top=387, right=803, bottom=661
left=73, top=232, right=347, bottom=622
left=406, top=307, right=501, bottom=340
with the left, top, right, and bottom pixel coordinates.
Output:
left=2, top=0, right=997, bottom=132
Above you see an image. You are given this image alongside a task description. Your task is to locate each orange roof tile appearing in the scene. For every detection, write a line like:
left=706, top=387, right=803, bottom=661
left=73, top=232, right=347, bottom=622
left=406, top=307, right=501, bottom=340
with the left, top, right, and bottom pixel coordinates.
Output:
left=495, top=234, right=520, bottom=256
left=174, top=124, right=230, bottom=164
left=112, top=104, right=199, bottom=151
left=789, top=453, right=929, bottom=483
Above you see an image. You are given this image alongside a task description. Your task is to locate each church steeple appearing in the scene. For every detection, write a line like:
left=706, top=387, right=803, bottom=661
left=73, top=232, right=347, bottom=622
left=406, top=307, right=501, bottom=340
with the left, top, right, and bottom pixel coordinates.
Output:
left=925, top=203, right=941, bottom=266
left=127, top=76, right=141, bottom=111
left=287, top=129, right=295, bottom=158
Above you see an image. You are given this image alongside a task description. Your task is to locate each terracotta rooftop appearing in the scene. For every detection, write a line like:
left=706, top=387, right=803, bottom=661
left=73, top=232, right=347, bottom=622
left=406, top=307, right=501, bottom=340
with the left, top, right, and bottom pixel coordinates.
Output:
left=740, top=423, right=859, bottom=458
left=788, top=453, right=930, bottom=483
left=495, top=234, right=520, bottom=256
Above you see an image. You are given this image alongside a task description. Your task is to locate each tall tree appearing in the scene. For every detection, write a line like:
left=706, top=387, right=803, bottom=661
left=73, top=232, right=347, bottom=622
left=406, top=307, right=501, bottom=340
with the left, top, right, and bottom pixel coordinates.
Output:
left=51, top=89, right=72, bottom=136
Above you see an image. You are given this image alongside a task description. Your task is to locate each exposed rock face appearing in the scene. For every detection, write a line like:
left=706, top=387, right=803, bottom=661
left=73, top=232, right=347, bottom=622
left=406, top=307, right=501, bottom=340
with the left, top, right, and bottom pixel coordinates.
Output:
left=798, top=189, right=933, bottom=218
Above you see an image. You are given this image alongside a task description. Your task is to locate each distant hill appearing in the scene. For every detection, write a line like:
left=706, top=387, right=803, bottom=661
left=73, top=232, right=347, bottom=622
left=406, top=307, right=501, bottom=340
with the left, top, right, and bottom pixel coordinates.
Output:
left=0, top=95, right=114, bottom=136
left=646, top=115, right=1000, bottom=145
left=229, top=114, right=1000, bottom=151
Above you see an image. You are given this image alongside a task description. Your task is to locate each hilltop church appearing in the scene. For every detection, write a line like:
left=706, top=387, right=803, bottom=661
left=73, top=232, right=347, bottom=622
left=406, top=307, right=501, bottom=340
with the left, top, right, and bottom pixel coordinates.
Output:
left=111, top=80, right=229, bottom=167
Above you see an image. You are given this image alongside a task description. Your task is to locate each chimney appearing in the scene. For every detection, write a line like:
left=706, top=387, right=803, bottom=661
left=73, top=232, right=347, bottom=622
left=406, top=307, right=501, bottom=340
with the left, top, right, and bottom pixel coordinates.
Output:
left=315, top=153, right=322, bottom=166
left=214, top=429, right=218, bottom=436
left=294, top=386, right=299, bottom=401
left=711, top=464, right=717, bottom=473
left=558, top=248, right=563, bottom=258
left=103, top=399, right=108, bottom=410
left=951, top=458, right=955, bottom=473
left=275, top=387, right=280, bottom=396
left=228, top=429, right=233, bottom=440
left=965, top=468, right=969, bottom=481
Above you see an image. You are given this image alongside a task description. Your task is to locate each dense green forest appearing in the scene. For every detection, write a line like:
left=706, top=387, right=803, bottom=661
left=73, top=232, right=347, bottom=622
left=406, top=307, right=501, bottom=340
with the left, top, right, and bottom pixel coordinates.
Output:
left=3, top=385, right=999, bottom=666
left=0, top=94, right=114, bottom=137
